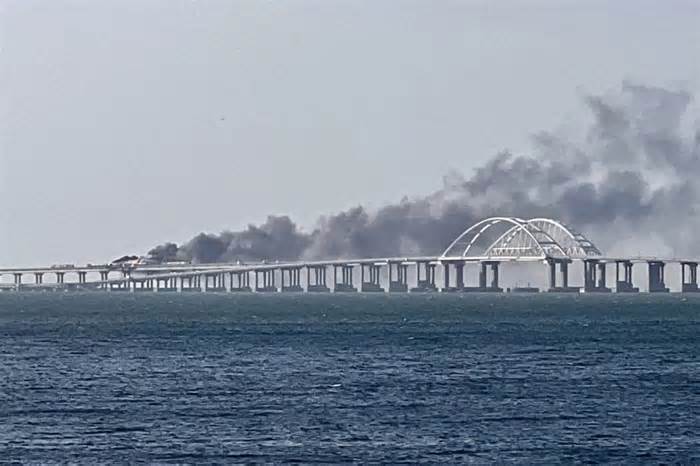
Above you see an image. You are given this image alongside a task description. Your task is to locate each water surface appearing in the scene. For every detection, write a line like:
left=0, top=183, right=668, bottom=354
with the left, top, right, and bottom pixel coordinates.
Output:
left=0, top=293, right=698, bottom=462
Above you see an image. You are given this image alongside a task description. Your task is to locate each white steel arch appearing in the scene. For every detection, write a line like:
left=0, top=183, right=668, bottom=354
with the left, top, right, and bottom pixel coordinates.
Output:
left=525, top=218, right=601, bottom=257
left=441, top=216, right=602, bottom=260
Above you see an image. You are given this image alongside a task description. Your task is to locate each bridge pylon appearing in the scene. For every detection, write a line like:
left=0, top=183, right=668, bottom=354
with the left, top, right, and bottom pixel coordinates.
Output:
left=547, top=258, right=579, bottom=293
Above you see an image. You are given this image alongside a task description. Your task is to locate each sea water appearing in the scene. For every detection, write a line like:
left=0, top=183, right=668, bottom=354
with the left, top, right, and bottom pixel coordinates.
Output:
left=0, top=292, right=698, bottom=463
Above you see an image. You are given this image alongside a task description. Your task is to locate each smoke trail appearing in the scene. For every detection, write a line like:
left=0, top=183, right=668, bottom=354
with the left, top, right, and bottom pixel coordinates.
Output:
left=148, top=82, right=699, bottom=263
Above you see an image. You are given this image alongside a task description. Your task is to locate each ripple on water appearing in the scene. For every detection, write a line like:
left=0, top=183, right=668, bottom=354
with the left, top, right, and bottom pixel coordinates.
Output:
left=0, top=292, right=698, bottom=462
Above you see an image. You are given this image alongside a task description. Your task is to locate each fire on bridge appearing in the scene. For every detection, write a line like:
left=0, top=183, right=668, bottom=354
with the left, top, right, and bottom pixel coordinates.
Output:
left=0, top=217, right=697, bottom=294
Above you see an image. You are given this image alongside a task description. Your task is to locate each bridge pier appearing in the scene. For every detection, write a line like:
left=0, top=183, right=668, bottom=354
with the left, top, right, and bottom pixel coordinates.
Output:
left=117, top=271, right=130, bottom=291
left=388, top=262, right=409, bottom=292
left=460, top=261, right=502, bottom=292
left=98, top=271, right=110, bottom=290
left=583, top=259, right=611, bottom=292
left=333, top=264, right=357, bottom=292
left=255, top=269, right=277, bottom=292
left=361, top=263, right=384, bottom=292
left=442, top=262, right=450, bottom=291
left=156, top=276, right=178, bottom=292
left=547, top=259, right=579, bottom=292
left=34, top=272, right=44, bottom=285
left=281, top=267, right=304, bottom=292
left=134, top=277, right=155, bottom=292
left=230, top=271, right=252, bottom=292
left=178, top=276, right=197, bottom=292
left=441, top=261, right=465, bottom=292
left=202, top=273, right=226, bottom=292
left=411, top=261, right=437, bottom=292
left=306, top=265, right=330, bottom=292
left=481, top=261, right=503, bottom=292
left=110, top=272, right=129, bottom=291
left=56, top=272, right=65, bottom=285
left=648, top=261, right=669, bottom=293
left=13, top=273, right=22, bottom=290
left=615, top=260, right=638, bottom=292
left=681, top=262, right=699, bottom=292
left=77, top=271, right=88, bottom=287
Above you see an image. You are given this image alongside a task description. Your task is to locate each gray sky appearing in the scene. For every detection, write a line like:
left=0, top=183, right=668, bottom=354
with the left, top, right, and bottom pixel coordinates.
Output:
left=1, top=0, right=698, bottom=266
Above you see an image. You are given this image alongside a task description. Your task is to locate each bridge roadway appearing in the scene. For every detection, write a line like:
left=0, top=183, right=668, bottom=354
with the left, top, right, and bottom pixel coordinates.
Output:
left=1, top=254, right=699, bottom=294
left=2, top=216, right=698, bottom=294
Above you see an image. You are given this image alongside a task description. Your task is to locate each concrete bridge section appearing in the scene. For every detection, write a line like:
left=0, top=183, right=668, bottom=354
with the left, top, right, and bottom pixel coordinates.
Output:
left=1, top=256, right=698, bottom=294
left=3, top=217, right=700, bottom=294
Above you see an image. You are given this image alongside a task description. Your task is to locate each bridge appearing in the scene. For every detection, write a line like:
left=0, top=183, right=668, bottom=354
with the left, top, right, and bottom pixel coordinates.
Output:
left=1, top=216, right=698, bottom=294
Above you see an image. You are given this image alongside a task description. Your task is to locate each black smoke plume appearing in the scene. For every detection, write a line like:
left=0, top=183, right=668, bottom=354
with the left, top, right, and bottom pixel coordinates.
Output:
left=148, top=82, right=700, bottom=263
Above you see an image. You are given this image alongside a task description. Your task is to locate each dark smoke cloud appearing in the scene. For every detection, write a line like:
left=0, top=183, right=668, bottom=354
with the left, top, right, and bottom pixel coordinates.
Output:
left=149, top=216, right=312, bottom=263
left=149, top=82, right=700, bottom=263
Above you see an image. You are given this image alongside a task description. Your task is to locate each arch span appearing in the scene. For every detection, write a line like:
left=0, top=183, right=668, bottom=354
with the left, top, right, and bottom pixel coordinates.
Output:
left=441, top=216, right=602, bottom=260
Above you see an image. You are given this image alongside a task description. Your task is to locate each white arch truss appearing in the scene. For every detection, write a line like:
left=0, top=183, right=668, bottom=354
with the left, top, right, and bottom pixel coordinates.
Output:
left=441, top=216, right=602, bottom=260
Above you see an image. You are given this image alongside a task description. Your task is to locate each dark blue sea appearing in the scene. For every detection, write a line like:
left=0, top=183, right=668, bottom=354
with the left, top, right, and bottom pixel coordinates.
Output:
left=0, top=293, right=698, bottom=463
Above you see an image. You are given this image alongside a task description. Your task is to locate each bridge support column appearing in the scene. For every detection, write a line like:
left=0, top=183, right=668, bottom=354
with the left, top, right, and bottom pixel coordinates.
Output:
left=480, top=261, right=503, bottom=292
left=333, top=264, right=357, bottom=292
left=187, top=275, right=202, bottom=292
left=597, top=262, right=608, bottom=290
left=441, top=261, right=465, bottom=292
left=204, top=273, right=226, bottom=292
left=547, top=259, right=579, bottom=292
left=229, top=271, right=252, bottom=292
left=361, top=263, right=384, bottom=292
left=648, top=261, right=669, bottom=293
left=13, top=273, right=22, bottom=290
left=442, top=261, right=464, bottom=293
left=179, top=276, right=194, bottom=292
left=615, top=261, right=638, bottom=292
left=412, top=261, right=437, bottom=292
left=457, top=261, right=503, bottom=293
left=388, top=262, right=408, bottom=292
left=461, top=261, right=502, bottom=292
left=456, top=263, right=464, bottom=291
left=681, top=262, right=699, bottom=292
left=256, top=269, right=277, bottom=292
left=307, top=265, right=329, bottom=292
left=98, top=271, right=110, bottom=291
left=491, top=262, right=500, bottom=290
left=134, top=276, right=154, bottom=292
left=479, top=263, right=487, bottom=288
left=77, top=271, right=87, bottom=287
left=583, top=260, right=611, bottom=292
left=56, top=272, right=65, bottom=285
left=282, top=267, right=304, bottom=292
left=156, top=276, right=178, bottom=292
left=109, top=272, right=127, bottom=291
left=148, top=277, right=155, bottom=292
left=443, top=263, right=450, bottom=291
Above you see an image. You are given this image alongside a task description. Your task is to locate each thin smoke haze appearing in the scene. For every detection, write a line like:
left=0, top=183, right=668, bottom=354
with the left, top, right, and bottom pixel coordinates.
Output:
left=149, top=82, right=700, bottom=264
